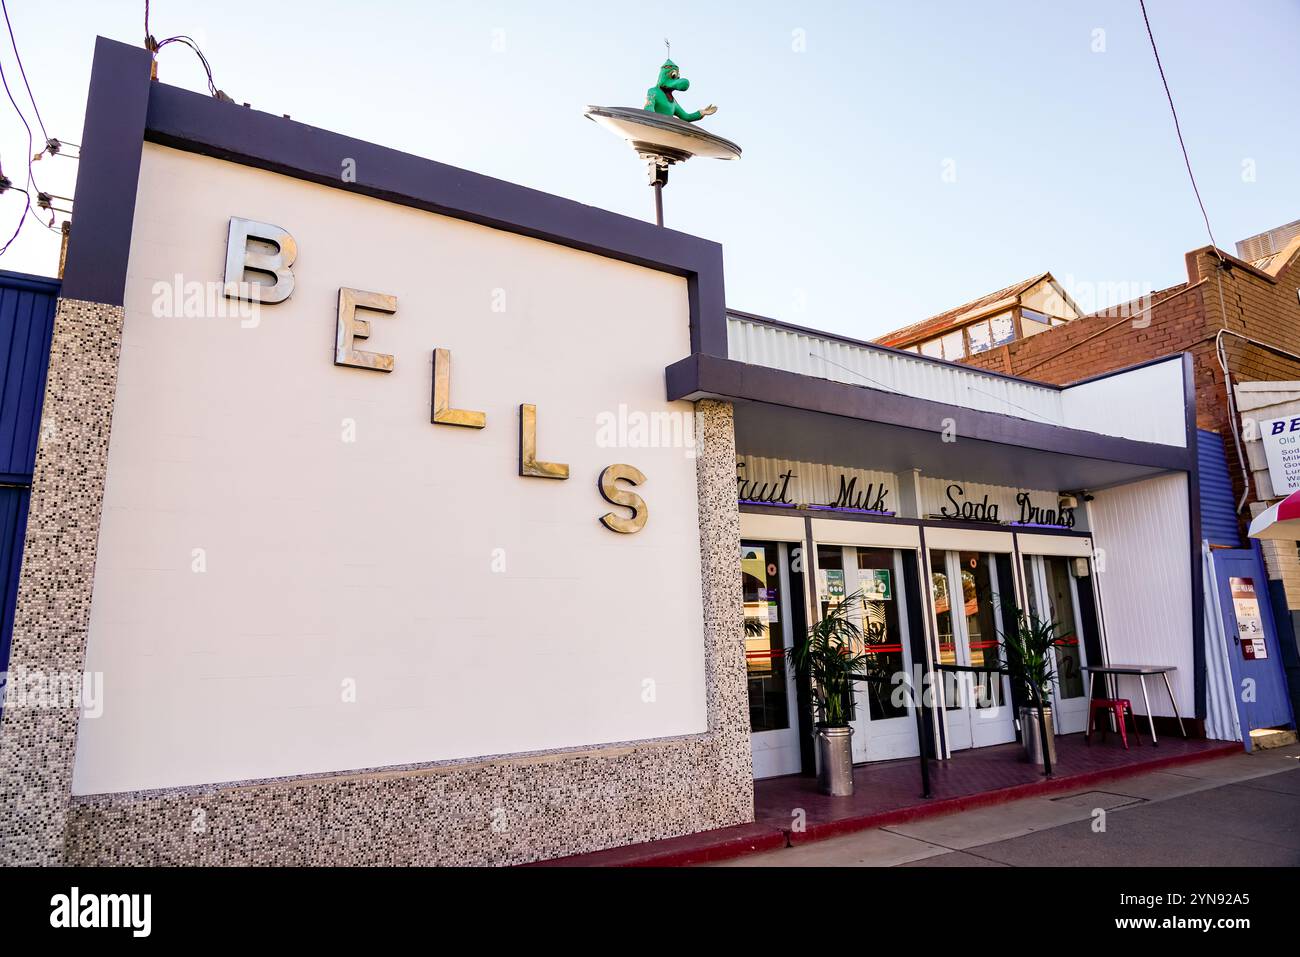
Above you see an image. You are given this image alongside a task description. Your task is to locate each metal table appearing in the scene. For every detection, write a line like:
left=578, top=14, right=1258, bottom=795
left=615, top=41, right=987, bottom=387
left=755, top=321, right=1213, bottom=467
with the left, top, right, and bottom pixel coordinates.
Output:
left=1082, top=665, right=1185, bottom=745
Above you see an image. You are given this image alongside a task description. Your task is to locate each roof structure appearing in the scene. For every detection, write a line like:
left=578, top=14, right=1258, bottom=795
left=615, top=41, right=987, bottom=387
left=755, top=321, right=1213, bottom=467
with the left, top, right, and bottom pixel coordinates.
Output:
left=873, top=272, right=1051, bottom=348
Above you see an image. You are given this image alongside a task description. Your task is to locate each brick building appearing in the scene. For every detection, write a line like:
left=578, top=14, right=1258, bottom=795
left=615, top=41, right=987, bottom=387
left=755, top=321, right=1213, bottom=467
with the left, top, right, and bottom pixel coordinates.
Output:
left=875, top=220, right=1300, bottom=726
left=955, top=225, right=1300, bottom=539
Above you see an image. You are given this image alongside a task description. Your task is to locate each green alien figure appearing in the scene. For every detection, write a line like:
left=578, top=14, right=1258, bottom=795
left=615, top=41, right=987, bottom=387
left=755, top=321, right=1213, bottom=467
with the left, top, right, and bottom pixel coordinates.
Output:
left=643, top=59, right=717, bottom=123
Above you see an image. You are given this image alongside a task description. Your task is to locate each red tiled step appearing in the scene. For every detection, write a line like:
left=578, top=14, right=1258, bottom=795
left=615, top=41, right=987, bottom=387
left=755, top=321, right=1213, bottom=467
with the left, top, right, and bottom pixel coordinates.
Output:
left=527, top=820, right=786, bottom=868
left=534, top=735, right=1239, bottom=866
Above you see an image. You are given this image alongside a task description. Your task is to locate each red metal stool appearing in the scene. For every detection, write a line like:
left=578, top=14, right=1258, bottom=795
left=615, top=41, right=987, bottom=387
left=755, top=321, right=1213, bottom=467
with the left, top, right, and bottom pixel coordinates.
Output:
left=1086, top=698, right=1140, bottom=749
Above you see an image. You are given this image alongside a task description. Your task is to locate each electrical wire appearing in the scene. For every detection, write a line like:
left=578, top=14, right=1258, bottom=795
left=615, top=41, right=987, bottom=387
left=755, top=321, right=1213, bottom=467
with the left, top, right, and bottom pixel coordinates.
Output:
left=0, top=0, right=47, bottom=144
left=155, top=35, right=225, bottom=98
left=0, top=0, right=65, bottom=253
left=1138, top=0, right=1223, bottom=262
left=145, top=2, right=229, bottom=103
left=0, top=42, right=34, bottom=254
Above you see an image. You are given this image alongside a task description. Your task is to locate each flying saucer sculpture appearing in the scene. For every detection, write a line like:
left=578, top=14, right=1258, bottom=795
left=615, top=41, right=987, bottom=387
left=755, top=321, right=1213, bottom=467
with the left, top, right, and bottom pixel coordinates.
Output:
left=585, top=53, right=741, bottom=225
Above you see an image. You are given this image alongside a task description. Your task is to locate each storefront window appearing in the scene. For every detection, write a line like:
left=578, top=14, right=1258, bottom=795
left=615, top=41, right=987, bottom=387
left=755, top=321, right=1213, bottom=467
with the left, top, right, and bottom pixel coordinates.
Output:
left=1022, top=555, right=1086, bottom=701
left=931, top=550, right=1007, bottom=711
left=929, top=550, right=961, bottom=712
left=856, top=548, right=907, bottom=722
left=1044, top=556, right=1084, bottom=699
left=741, top=542, right=791, bottom=733
left=960, top=552, right=1004, bottom=709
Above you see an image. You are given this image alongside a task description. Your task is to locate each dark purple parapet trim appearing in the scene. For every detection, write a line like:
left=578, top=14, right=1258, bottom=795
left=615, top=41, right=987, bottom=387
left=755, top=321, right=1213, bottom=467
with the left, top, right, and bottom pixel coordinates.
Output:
left=61, top=37, right=728, bottom=351
left=666, top=352, right=1194, bottom=473
left=140, top=68, right=728, bottom=356
left=59, top=38, right=153, bottom=306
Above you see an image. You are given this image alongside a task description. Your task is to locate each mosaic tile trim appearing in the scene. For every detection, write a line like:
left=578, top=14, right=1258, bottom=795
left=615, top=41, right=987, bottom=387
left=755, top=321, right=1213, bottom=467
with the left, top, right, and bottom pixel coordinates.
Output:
left=49, top=398, right=751, bottom=865
left=0, top=298, right=125, bottom=866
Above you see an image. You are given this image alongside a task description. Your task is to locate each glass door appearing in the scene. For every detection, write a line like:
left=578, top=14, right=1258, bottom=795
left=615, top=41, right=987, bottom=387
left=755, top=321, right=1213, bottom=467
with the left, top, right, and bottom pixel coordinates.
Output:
left=741, top=540, right=801, bottom=778
left=1022, top=554, right=1090, bottom=734
left=929, top=550, right=1016, bottom=751
left=814, top=544, right=919, bottom=763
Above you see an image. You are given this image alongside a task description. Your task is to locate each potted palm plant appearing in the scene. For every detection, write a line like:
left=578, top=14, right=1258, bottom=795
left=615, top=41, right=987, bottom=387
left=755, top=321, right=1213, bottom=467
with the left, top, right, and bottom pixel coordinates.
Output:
left=786, top=590, right=871, bottom=796
left=997, top=603, right=1066, bottom=766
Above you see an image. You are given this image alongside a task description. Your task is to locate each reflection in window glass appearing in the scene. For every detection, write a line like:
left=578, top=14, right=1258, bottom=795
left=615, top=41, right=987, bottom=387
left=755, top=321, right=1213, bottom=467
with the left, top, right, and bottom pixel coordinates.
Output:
left=940, top=330, right=965, bottom=360
left=856, top=548, right=906, bottom=722
left=929, top=550, right=961, bottom=712
left=1020, top=308, right=1053, bottom=338
left=966, top=319, right=992, bottom=354
left=959, top=552, right=1004, bottom=709
left=1045, top=557, right=1084, bottom=699
left=990, top=312, right=1015, bottom=345
left=740, top=541, right=791, bottom=733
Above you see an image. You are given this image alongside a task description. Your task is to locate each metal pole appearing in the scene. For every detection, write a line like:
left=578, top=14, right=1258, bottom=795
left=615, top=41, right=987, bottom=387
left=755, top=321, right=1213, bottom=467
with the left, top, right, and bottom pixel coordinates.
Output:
left=1035, top=683, right=1053, bottom=777
left=911, top=677, right=931, bottom=798
left=653, top=180, right=664, bottom=227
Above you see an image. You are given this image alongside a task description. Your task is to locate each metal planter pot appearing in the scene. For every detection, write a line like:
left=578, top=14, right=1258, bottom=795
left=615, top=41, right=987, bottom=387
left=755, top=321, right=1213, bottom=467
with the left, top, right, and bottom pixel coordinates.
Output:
left=815, top=725, right=855, bottom=796
left=1020, top=705, right=1056, bottom=766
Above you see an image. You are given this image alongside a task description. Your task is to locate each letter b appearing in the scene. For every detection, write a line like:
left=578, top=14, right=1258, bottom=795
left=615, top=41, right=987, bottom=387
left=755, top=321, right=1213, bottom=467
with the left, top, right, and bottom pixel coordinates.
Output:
left=224, top=217, right=297, bottom=304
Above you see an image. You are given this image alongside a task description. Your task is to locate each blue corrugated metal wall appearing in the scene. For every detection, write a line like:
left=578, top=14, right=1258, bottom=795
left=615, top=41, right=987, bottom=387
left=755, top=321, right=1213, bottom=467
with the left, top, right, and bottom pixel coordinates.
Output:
left=1198, top=428, right=1242, bottom=547
left=0, top=270, right=59, bottom=682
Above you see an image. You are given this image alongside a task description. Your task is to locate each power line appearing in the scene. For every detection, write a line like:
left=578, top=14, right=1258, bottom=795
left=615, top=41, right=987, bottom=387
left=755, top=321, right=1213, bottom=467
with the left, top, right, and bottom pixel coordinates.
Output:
left=1138, top=0, right=1223, bottom=260
left=0, top=0, right=48, bottom=145
left=0, top=44, right=35, bottom=254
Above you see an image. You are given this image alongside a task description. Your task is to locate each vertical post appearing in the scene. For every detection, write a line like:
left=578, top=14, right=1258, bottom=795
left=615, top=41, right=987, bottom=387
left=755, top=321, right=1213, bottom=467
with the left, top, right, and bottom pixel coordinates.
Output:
left=912, top=678, right=931, bottom=798
left=647, top=159, right=668, bottom=227
left=1035, top=683, right=1053, bottom=777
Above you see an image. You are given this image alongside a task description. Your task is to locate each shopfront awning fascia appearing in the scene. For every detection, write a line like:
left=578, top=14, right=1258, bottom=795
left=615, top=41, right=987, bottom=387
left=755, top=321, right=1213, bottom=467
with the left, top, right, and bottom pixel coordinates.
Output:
left=667, top=353, right=1193, bottom=490
left=1248, top=488, right=1300, bottom=540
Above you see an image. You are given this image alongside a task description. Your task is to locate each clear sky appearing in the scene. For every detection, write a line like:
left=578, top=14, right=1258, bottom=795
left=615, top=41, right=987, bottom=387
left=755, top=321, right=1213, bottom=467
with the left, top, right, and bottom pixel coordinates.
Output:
left=1, top=1, right=1297, bottom=339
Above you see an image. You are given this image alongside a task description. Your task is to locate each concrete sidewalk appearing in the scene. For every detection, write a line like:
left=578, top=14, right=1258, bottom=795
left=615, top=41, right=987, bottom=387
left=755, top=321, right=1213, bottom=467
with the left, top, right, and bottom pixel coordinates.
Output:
left=710, top=744, right=1300, bottom=866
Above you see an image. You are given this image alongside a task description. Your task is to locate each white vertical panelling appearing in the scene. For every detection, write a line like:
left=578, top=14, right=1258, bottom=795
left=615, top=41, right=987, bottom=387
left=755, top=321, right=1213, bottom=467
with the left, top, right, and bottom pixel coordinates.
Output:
left=726, top=316, right=1187, bottom=447
left=1088, top=473, right=1195, bottom=716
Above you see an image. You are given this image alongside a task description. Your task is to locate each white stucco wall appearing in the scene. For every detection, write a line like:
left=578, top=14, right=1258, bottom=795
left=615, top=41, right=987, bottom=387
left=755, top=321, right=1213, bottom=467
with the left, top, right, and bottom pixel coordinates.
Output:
left=71, top=144, right=706, bottom=794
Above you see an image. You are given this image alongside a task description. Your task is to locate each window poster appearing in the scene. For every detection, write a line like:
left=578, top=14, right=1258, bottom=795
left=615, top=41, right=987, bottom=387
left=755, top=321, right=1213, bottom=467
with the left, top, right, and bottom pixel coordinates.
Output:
left=820, top=568, right=845, bottom=602
left=1230, top=577, right=1268, bottom=660
left=859, top=568, right=892, bottom=601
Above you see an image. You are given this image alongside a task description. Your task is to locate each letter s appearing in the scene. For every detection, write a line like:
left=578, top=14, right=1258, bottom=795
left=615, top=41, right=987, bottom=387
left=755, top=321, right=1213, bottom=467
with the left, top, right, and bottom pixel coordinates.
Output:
left=598, top=464, right=648, bottom=534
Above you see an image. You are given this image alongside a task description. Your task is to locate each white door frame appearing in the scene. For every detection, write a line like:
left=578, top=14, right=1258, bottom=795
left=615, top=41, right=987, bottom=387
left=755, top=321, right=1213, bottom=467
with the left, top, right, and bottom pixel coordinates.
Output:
left=932, top=549, right=1017, bottom=752
left=740, top=514, right=807, bottom=779
left=853, top=549, right=920, bottom=762
left=808, top=519, right=924, bottom=764
left=1021, top=552, right=1092, bottom=735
